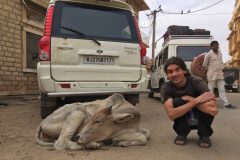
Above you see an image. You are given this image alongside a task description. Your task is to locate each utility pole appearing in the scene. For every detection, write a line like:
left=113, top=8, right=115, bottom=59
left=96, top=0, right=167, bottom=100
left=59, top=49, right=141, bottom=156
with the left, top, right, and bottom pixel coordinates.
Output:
left=151, top=10, right=157, bottom=65
left=148, top=7, right=162, bottom=65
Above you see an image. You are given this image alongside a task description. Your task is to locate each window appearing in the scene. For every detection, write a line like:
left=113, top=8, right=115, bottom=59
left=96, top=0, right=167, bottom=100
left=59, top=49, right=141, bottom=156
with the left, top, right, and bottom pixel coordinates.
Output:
left=52, top=2, right=138, bottom=43
left=22, top=1, right=46, bottom=72
left=26, top=32, right=41, bottom=69
left=161, top=47, right=168, bottom=65
left=177, top=46, right=210, bottom=61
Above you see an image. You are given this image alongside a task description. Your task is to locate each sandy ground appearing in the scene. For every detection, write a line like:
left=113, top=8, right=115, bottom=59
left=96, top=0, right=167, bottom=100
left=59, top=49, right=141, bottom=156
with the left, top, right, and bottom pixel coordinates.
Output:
left=0, top=93, right=239, bottom=160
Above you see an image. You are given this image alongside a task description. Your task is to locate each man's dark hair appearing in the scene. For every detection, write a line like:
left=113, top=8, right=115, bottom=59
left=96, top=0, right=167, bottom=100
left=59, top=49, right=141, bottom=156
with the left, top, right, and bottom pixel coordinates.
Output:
left=210, top=40, right=219, bottom=46
left=164, top=56, right=190, bottom=76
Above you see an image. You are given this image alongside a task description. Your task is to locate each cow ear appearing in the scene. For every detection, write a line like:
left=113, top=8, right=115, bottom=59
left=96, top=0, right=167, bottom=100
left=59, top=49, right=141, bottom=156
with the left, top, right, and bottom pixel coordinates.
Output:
left=106, top=105, right=113, bottom=114
left=112, top=113, right=134, bottom=123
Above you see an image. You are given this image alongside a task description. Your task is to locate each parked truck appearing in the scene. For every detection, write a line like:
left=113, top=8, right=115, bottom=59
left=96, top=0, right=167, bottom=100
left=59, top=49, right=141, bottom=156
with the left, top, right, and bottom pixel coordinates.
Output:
left=148, top=25, right=212, bottom=98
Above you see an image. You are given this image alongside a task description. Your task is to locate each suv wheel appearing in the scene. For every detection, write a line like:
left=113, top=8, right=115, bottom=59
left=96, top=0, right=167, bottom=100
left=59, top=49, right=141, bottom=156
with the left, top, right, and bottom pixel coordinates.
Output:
left=148, top=91, right=154, bottom=98
left=125, top=94, right=139, bottom=106
left=40, top=93, right=58, bottom=119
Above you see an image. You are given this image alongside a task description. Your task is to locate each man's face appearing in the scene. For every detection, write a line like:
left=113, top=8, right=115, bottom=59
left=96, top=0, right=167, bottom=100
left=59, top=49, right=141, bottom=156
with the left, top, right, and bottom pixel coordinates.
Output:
left=166, top=64, right=186, bottom=87
left=211, top=43, right=219, bottom=52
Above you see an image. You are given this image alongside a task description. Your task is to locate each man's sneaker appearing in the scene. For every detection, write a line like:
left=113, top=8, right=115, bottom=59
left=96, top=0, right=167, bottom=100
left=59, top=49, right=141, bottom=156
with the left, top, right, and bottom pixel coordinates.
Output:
left=224, top=104, right=237, bottom=109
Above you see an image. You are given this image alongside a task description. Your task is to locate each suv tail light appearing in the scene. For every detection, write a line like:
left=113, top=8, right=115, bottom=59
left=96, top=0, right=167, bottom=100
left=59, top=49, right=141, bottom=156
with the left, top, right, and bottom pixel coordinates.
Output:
left=133, top=16, right=147, bottom=65
left=38, top=5, right=54, bottom=61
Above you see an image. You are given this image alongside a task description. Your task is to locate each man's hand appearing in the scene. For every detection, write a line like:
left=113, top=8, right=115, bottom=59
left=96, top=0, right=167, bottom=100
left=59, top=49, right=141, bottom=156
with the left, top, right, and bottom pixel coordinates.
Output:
left=195, top=92, right=216, bottom=104
left=181, top=95, right=194, bottom=102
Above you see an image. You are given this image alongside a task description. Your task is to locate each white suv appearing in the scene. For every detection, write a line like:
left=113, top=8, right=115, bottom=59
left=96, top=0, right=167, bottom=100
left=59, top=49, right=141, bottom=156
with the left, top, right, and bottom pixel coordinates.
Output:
left=37, top=0, right=148, bottom=118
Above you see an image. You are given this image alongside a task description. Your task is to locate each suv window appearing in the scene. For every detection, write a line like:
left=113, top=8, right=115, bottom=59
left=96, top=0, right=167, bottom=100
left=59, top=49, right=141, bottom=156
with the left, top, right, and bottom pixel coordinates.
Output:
left=52, top=2, right=138, bottom=43
left=177, top=46, right=210, bottom=61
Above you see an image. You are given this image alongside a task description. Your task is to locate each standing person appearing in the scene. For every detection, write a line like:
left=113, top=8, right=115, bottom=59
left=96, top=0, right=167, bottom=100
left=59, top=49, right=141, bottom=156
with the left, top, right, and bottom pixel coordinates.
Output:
left=161, top=57, right=218, bottom=148
left=203, top=41, right=236, bottom=109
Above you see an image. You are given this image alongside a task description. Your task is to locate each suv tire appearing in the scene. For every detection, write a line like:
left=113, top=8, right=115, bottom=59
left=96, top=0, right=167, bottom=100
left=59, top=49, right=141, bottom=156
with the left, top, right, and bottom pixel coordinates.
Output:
left=40, top=93, right=58, bottom=119
left=125, top=94, right=139, bottom=106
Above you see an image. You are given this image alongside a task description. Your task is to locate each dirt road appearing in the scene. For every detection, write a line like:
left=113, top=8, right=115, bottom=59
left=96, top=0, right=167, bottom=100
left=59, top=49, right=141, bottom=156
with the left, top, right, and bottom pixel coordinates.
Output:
left=0, top=94, right=239, bottom=160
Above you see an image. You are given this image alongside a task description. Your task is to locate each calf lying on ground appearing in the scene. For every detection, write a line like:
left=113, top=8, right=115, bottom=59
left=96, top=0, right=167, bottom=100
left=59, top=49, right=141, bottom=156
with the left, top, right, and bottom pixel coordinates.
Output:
left=36, top=94, right=150, bottom=150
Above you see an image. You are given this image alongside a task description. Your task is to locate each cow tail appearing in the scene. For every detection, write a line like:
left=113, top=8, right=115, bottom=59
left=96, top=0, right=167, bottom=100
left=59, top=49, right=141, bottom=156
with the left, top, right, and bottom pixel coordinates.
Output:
left=35, top=125, right=54, bottom=146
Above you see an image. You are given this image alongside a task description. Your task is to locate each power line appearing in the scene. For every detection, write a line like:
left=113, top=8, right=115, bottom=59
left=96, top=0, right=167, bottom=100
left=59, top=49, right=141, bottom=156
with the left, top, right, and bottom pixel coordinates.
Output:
left=161, top=0, right=225, bottom=15
left=183, top=12, right=231, bottom=16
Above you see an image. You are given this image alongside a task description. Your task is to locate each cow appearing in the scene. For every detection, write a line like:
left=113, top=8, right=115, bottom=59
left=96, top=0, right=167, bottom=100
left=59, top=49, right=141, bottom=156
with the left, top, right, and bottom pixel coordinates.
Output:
left=35, top=93, right=150, bottom=150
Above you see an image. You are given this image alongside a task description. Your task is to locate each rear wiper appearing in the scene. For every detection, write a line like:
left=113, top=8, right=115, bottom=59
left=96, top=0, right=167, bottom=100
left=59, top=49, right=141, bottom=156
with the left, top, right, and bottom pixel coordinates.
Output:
left=60, top=26, right=101, bottom=46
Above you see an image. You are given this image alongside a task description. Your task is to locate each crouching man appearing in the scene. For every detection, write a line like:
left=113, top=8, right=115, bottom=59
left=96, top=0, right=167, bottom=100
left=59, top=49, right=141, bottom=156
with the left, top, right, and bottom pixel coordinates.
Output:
left=161, top=57, right=218, bottom=148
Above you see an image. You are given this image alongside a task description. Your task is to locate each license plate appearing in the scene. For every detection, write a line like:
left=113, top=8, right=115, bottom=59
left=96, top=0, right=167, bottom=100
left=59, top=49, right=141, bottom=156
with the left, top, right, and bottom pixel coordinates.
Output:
left=83, top=56, right=114, bottom=65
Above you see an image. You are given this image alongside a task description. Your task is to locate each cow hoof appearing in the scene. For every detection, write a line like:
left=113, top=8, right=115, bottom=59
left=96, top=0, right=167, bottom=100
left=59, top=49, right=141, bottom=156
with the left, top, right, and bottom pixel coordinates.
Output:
left=84, top=142, right=101, bottom=149
left=117, top=141, right=130, bottom=147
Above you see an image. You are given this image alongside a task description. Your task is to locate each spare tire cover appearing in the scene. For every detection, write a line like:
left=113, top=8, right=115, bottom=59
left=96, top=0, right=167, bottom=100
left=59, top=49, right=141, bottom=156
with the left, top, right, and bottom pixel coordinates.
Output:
left=225, top=75, right=235, bottom=84
left=191, top=53, right=207, bottom=80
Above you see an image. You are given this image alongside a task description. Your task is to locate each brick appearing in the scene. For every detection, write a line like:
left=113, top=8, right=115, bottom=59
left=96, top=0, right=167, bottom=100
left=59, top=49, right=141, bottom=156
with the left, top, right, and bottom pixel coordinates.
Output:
left=15, top=58, right=21, bottom=63
left=16, top=15, right=21, bottom=21
left=2, top=46, right=8, bottom=51
left=3, top=81, right=11, bottom=85
left=13, top=53, right=21, bottom=58
left=14, top=49, right=22, bottom=54
left=8, top=86, right=16, bottom=91
left=16, top=76, right=22, bottom=81
left=9, top=28, right=15, bottom=34
left=15, top=39, right=21, bottom=44
left=9, top=13, right=16, bottom=19
left=5, top=52, right=13, bottom=57
left=15, top=25, right=21, bottom=31
left=22, top=77, right=27, bottom=81
left=0, top=9, right=9, bottom=17
left=5, top=71, right=12, bottom=76
left=7, top=32, right=13, bottom=37
left=14, top=34, right=21, bottom=40
left=2, top=37, right=8, bottom=41
left=12, top=72, right=18, bottom=76
left=4, top=62, right=14, bottom=67
left=1, top=66, right=8, bottom=71
left=12, top=9, right=21, bottom=15
left=14, top=63, right=21, bottom=67
left=14, top=30, right=21, bottom=35
left=1, top=26, right=8, bottom=32
left=7, top=47, right=14, bottom=52
left=7, top=1, right=15, bottom=7
left=9, top=67, right=17, bottom=71
left=0, top=85, right=8, bottom=91
left=15, top=4, right=21, bottom=10
left=3, top=5, right=12, bottom=12
left=7, top=22, right=15, bottom=28
left=6, top=57, right=15, bottom=62
left=6, top=42, right=13, bottom=47
left=8, top=75, right=15, bottom=81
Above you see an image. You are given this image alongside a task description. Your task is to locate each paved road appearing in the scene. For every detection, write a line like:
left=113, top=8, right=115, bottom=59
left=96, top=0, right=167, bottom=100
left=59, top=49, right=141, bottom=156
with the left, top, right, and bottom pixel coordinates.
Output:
left=0, top=93, right=239, bottom=160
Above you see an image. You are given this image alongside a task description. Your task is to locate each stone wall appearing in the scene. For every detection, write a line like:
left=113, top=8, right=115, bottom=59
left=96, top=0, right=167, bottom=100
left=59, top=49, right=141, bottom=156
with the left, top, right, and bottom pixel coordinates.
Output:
left=0, top=0, right=48, bottom=96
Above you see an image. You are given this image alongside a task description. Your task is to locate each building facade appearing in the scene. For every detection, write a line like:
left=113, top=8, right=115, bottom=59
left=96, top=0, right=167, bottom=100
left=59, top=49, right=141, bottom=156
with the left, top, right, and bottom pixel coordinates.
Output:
left=228, top=0, right=240, bottom=67
left=0, top=0, right=149, bottom=96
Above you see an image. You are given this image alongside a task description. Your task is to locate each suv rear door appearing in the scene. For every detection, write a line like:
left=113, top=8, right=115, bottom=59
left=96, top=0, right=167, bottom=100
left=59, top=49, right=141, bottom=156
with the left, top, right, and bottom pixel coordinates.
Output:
left=50, top=1, right=141, bottom=82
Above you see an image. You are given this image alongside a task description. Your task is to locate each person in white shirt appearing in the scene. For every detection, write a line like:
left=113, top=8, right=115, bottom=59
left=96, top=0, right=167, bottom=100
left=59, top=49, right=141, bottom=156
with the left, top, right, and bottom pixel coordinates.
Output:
left=202, top=41, right=236, bottom=109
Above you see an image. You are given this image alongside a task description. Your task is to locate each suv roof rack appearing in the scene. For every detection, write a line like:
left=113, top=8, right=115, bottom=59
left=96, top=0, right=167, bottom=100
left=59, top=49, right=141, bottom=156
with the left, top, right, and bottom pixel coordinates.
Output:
left=162, top=35, right=213, bottom=46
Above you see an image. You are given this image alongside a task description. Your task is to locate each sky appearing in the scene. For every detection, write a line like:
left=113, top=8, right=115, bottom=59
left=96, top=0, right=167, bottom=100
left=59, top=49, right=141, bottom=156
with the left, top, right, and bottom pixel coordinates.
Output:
left=139, top=0, right=236, bottom=62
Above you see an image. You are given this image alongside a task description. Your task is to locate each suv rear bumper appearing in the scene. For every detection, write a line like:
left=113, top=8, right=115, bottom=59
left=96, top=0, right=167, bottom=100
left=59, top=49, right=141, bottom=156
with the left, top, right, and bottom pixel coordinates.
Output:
left=47, top=90, right=149, bottom=97
left=37, top=63, right=149, bottom=97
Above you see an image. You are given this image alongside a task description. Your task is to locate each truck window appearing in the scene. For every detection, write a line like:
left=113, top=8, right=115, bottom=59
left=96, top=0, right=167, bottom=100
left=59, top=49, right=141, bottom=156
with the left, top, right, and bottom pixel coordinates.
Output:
left=162, top=47, right=168, bottom=63
left=177, top=46, right=210, bottom=61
